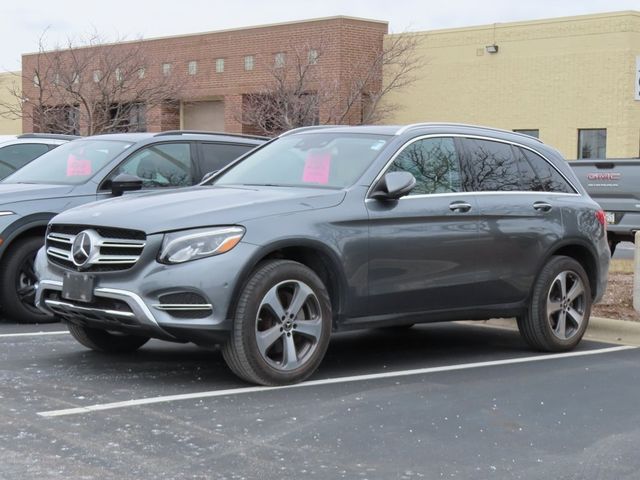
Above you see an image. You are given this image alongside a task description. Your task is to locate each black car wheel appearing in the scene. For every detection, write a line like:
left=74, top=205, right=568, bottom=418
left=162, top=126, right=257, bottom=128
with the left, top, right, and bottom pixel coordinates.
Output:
left=68, top=323, right=150, bottom=352
left=222, top=260, right=332, bottom=386
left=517, top=255, right=591, bottom=351
left=0, top=236, right=57, bottom=324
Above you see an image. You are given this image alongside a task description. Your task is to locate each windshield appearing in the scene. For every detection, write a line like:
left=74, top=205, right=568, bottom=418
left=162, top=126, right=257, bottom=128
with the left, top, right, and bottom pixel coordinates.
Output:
left=2, top=139, right=133, bottom=185
left=213, top=133, right=390, bottom=189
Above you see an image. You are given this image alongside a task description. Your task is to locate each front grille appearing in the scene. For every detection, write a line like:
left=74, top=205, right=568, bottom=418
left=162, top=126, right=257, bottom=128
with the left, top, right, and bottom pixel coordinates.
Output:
left=46, top=224, right=146, bottom=272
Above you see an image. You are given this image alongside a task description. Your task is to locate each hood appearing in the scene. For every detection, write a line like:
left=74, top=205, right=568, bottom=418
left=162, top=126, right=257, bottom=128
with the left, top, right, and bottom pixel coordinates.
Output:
left=0, top=183, right=75, bottom=206
left=52, top=185, right=346, bottom=234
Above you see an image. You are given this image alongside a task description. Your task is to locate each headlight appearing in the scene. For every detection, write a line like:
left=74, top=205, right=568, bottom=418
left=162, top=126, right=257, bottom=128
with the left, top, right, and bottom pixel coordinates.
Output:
left=158, top=226, right=245, bottom=264
left=0, top=211, right=15, bottom=217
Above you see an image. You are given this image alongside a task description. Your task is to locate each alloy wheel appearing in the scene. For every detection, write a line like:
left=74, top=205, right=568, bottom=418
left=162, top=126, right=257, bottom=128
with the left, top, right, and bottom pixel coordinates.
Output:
left=255, top=280, right=323, bottom=371
left=546, top=271, right=586, bottom=340
left=16, top=252, right=41, bottom=314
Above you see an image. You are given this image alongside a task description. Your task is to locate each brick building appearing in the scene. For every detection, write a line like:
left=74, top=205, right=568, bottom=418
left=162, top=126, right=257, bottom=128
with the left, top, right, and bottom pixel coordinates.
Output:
left=20, top=16, right=388, bottom=135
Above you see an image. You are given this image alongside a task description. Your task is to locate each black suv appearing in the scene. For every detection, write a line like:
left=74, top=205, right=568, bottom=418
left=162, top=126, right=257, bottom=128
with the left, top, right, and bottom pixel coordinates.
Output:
left=35, top=124, right=609, bottom=385
left=0, top=131, right=266, bottom=323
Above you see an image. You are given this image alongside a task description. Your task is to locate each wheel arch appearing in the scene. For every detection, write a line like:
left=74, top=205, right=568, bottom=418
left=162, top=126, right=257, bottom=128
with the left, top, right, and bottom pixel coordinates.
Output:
left=0, top=214, right=54, bottom=262
left=542, top=240, right=600, bottom=300
left=227, top=239, right=348, bottom=326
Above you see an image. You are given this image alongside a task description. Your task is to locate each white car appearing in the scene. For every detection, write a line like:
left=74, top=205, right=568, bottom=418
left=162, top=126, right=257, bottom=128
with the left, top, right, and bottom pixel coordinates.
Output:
left=0, top=134, right=80, bottom=181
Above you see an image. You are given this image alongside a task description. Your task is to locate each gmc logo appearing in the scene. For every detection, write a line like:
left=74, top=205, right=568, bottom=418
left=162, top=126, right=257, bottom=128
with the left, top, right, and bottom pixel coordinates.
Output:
left=587, top=172, right=621, bottom=181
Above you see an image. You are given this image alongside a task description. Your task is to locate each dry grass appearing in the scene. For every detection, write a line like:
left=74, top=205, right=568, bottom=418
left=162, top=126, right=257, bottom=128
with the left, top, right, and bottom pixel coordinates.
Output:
left=610, top=259, right=634, bottom=274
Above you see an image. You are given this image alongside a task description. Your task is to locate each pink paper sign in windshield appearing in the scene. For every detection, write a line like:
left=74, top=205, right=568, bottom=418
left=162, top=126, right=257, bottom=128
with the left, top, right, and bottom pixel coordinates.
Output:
left=66, top=154, right=92, bottom=177
left=302, top=152, right=331, bottom=184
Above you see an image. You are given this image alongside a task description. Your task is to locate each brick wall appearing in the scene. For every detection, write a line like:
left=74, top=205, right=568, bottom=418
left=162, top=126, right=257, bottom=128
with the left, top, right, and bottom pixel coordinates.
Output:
left=20, top=17, right=388, bottom=135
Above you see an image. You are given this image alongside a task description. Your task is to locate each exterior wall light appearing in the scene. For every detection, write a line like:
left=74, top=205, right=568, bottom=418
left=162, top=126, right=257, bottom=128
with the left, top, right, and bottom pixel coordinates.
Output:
left=485, top=44, right=499, bottom=54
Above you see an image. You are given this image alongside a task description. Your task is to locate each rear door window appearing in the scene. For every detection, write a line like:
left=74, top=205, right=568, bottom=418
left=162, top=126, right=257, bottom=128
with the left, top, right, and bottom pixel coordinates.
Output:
left=388, top=137, right=462, bottom=195
left=199, top=143, right=254, bottom=179
left=462, top=139, right=520, bottom=191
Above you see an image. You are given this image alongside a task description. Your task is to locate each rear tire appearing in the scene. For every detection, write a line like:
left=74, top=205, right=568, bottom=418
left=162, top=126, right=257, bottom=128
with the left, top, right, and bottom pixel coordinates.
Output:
left=607, top=236, right=618, bottom=256
left=0, top=236, right=57, bottom=324
left=517, top=256, right=591, bottom=352
left=222, top=260, right=332, bottom=386
left=68, top=323, right=149, bottom=353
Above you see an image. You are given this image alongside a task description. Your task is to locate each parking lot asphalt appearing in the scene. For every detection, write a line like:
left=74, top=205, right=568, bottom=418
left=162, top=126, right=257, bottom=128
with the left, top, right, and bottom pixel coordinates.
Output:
left=1, top=321, right=640, bottom=480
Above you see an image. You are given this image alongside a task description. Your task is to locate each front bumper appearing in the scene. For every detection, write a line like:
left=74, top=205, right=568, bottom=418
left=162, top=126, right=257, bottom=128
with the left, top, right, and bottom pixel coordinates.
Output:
left=35, top=239, right=260, bottom=345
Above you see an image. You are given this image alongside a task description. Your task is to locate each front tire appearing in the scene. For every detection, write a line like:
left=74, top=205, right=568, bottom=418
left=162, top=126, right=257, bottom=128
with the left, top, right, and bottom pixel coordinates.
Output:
left=222, top=260, right=332, bottom=386
left=517, top=256, right=591, bottom=352
left=0, top=236, right=56, bottom=324
left=68, top=323, right=149, bottom=353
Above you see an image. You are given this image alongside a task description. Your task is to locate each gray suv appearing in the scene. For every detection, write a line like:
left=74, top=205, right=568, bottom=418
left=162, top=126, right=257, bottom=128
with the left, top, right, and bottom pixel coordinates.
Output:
left=35, top=124, right=609, bottom=385
left=0, top=131, right=265, bottom=323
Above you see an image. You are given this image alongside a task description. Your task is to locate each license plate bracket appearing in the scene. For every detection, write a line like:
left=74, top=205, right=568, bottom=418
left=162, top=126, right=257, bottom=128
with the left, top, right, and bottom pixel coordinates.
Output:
left=61, top=272, right=95, bottom=303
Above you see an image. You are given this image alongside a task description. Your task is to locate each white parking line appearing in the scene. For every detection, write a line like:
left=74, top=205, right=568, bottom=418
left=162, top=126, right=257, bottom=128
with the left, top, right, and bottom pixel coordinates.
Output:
left=0, top=331, right=68, bottom=339
left=37, top=345, right=636, bottom=418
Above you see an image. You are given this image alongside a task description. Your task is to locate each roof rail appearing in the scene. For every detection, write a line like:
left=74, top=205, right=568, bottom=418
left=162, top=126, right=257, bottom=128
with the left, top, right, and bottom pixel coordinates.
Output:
left=279, top=125, right=349, bottom=137
left=153, top=130, right=269, bottom=141
left=17, top=133, right=81, bottom=140
left=395, top=123, right=544, bottom=143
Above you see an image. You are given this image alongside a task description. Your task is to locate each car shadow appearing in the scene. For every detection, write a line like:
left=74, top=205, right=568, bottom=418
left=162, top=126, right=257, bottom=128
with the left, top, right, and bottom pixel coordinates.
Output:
left=49, top=321, right=606, bottom=392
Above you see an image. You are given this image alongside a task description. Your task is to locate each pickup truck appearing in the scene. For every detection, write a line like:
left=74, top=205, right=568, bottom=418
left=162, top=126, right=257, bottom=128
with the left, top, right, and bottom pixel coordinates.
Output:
left=570, top=159, right=640, bottom=254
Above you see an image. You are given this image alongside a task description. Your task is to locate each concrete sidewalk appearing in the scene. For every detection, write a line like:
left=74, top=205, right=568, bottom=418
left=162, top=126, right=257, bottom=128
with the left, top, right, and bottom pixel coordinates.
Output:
left=464, top=317, right=640, bottom=347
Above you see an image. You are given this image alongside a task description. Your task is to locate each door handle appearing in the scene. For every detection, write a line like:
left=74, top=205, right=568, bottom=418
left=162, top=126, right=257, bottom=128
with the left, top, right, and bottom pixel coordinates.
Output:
left=533, top=201, right=552, bottom=212
left=449, top=201, right=472, bottom=213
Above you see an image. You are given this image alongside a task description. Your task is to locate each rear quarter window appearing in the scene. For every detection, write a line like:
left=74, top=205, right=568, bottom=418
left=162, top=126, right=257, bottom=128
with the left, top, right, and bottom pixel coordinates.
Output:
left=519, top=147, right=575, bottom=194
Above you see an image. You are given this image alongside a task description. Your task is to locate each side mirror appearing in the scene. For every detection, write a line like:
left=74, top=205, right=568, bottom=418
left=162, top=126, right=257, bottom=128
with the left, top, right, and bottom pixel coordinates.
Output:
left=111, top=173, right=143, bottom=196
left=370, top=171, right=416, bottom=200
left=201, top=170, right=219, bottom=184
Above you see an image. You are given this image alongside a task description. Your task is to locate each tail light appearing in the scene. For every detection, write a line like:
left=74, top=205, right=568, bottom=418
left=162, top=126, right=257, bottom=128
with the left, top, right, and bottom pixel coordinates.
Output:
left=595, top=210, right=607, bottom=230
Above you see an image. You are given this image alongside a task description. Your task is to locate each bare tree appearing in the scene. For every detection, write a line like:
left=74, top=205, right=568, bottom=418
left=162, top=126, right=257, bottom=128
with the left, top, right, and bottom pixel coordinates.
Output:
left=0, top=32, right=183, bottom=135
left=240, top=34, right=423, bottom=136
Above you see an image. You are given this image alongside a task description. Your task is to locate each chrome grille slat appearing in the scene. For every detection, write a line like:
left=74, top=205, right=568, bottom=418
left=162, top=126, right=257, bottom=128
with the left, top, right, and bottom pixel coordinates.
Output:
left=97, top=240, right=146, bottom=248
left=94, top=256, right=140, bottom=264
left=47, top=246, right=72, bottom=261
left=47, top=233, right=74, bottom=244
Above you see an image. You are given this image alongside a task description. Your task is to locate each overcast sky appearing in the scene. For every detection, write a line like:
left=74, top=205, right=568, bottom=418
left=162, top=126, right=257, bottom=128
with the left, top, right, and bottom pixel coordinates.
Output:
left=1, top=0, right=638, bottom=71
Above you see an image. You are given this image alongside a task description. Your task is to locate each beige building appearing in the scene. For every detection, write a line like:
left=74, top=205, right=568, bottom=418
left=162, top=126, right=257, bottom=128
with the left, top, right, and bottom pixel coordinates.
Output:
left=0, top=72, right=22, bottom=134
left=386, top=11, right=640, bottom=160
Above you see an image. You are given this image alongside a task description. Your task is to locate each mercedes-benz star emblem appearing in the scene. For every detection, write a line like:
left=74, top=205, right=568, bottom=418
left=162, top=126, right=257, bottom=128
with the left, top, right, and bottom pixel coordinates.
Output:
left=71, top=231, right=94, bottom=268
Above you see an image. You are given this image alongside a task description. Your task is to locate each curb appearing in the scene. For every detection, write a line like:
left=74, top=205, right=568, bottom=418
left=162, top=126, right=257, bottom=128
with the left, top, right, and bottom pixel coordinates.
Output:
left=463, top=317, right=640, bottom=347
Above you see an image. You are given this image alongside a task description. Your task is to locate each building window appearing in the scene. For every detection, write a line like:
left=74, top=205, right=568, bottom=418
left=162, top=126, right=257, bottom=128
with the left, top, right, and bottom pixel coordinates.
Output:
left=138, top=67, right=145, bottom=79
left=38, top=105, right=80, bottom=135
left=53, top=73, right=60, bottom=86
left=274, top=52, right=285, bottom=68
left=308, top=49, right=319, bottom=65
left=215, top=58, right=225, bottom=73
left=162, top=63, right=172, bottom=76
left=578, top=129, right=606, bottom=159
left=188, top=61, right=197, bottom=75
left=514, top=129, right=539, bottom=139
left=115, top=68, right=123, bottom=83
left=93, top=70, right=102, bottom=83
left=108, top=102, right=147, bottom=133
left=244, top=55, right=254, bottom=71
left=33, top=75, right=40, bottom=87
